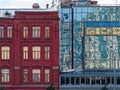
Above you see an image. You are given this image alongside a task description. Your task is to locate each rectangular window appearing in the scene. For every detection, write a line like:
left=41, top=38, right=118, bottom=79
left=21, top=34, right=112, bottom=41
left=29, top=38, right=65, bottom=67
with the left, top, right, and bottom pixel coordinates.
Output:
left=23, top=69, right=28, bottom=83
left=7, top=26, right=12, bottom=38
left=101, top=27, right=107, bottom=35
left=23, top=46, right=28, bottom=60
left=0, top=26, right=4, bottom=38
left=1, top=46, right=10, bottom=60
left=86, top=27, right=95, bottom=35
left=45, top=69, right=50, bottom=82
left=45, top=26, right=50, bottom=38
left=32, top=46, right=40, bottom=60
left=32, top=26, right=40, bottom=38
left=2, top=69, right=10, bottom=83
left=45, top=46, right=50, bottom=60
left=32, top=69, right=40, bottom=83
left=23, top=26, right=28, bottom=38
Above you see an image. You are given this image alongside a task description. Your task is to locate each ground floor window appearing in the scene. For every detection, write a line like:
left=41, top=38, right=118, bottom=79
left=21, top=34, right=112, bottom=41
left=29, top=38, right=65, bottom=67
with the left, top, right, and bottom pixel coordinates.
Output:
left=76, top=77, right=80, bottom=85
left=32, top=69, right=40, bottom=83
left=117, top=77, right=120, bottom=84
left=23, top=69, right=28, bottom=83
left=60, top=76, right=120, bottom=85
left=45, top=69, right=50, bottom=82
left=2, top=69, right=9, bottom=83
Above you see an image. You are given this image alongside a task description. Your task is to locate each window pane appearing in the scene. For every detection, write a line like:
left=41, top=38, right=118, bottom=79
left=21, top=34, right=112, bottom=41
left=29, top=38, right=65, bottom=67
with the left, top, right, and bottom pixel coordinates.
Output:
left=101, top=27, right=107, bottom=35
left=32, top=69, right=40, bottom=82
left=91, top=77, right=95, bottom=85
left=7, top=26, right=12, bottom=38
left=45, top=69, right=50, bottom=82
left=96, top=77, right=101, bottom=85
left=66, top=77, right=69, bottom=84
left=32, top=46, right=40, bottom=60
left=101, top=77, right=106, bottom=85
left=23, top=46, right=28, bottom=60
left=86, top=77, right=90, bottom=85
left=45, top=26, right=50, bottom=38
left=45, top=46, right=50, bottom=60
left=71, top=77, right=75, bottom=85
left=23, top=69, right=28, bottom=83
left=86, top=27, right=95, bottom=35
left=32, top=26, right=40, bottom=38
left=2, top=69, right=10, bottom=83
left=1, top=46, right=10, bottom=60
left=23, top=26, right=28, bottom=38
left=95, top=28, right=100, bottom=35
left=61, top=77, right=65, bottom=85
left=81, top=77, right=85, bottom=84
left=0, top=26, right=4, bottom=38
left=76, top=77, right=80, bottom=85
left=117, top=77, right=120, bottom=84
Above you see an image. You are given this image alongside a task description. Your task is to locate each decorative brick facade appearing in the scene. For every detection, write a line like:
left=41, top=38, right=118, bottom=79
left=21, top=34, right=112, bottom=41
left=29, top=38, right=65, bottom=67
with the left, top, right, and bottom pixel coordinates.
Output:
left=0, top=10, right=59, bottom=90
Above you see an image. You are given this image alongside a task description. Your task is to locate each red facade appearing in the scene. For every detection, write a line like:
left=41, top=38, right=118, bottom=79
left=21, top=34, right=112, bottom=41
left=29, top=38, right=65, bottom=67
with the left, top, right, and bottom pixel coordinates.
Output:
left=0, top=11, right=59, bottom=90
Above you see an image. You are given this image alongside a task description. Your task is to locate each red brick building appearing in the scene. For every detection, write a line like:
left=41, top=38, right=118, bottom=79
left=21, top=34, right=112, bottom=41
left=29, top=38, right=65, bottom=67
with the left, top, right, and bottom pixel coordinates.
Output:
left=0, top=9, right=59, bottom=90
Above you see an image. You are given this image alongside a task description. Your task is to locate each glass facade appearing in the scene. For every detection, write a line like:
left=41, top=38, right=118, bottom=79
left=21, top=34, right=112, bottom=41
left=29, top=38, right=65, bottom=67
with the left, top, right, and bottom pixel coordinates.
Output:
left=60, top=6, right=120, bottom=71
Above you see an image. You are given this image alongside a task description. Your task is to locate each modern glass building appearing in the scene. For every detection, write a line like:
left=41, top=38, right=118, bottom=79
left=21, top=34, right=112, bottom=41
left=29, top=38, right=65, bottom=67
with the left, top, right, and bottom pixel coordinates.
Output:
left=60, top=1, right=120, bottom=70
left=60, top=0, right=120, bottom=90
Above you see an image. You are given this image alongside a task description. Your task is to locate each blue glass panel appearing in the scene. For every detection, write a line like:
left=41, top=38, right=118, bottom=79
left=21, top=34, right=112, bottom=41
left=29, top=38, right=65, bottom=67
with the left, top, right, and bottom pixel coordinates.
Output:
left=74, top=13, right=82, bottom=21
left=60, top=6, right=120, bottom=70
left=74, top=7, right=81, bottom=12
left=82, top=7, right=87, bottom=12
left=85, top=21, right=120, bottom=27
left=88, top=7, right=94, bottom=12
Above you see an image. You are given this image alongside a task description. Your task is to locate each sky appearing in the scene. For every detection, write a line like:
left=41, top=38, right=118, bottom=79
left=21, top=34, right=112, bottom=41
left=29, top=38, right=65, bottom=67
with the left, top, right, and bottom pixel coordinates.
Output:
left=0, top=0, right=53, bottom=8
left=0, top=0, right=120, bottom=8
left=97, top=0, right=120, bottom=5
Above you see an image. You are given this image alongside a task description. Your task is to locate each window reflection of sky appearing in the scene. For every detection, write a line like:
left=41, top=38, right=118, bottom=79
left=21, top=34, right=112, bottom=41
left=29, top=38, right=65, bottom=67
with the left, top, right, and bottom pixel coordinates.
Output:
left=60, top=6, right=120, bottom=71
